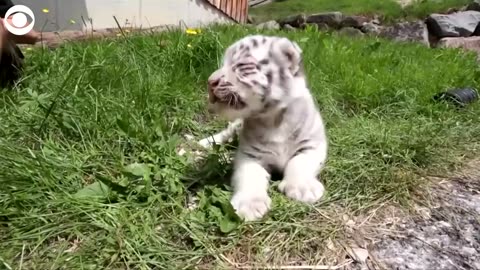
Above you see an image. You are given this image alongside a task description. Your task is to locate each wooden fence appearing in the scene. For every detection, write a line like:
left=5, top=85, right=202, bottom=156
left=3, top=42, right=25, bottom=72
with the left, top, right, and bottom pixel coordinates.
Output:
left=206, top=0, right=249, bottom=23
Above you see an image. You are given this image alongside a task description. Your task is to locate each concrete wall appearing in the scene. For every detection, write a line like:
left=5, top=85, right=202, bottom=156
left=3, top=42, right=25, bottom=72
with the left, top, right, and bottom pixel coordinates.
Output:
left=11, top=0, right=233, bottom=32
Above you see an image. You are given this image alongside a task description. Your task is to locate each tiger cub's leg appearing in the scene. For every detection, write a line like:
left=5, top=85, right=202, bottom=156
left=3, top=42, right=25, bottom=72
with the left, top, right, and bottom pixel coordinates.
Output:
left=279, top=145, right=327, bottom=203
left=197, top=118, right=243, bottom=149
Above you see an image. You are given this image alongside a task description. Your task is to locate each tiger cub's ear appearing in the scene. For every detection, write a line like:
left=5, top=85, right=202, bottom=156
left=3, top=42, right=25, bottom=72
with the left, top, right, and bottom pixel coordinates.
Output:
left=275, top=38, right=304, bottom=77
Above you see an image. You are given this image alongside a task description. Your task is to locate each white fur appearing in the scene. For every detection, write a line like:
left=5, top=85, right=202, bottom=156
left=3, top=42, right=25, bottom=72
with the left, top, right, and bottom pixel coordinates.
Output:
left=197, top=119, right=242, bottom=148
left=230, top=158, right=271, bottom=221
left=200, top=35, right=328, bottom=221
left=279, top=146, right=326, bottom=203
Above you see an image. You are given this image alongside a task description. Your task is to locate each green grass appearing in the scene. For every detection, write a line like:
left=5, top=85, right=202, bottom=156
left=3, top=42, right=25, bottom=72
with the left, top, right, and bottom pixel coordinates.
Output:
left=249, top=0, right=471, bottom=23
left=1, top=25, right=480, bottom=269
left=404, top=0, right=472, bottom=18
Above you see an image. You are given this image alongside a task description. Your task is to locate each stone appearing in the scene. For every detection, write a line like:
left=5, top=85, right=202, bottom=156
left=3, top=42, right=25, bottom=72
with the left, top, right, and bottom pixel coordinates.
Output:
left=446, top=7, right=460, bottom=14
left=338, top=27, right=364, bottom=37
left=345, top=246, right=369, bottom=263
left=379, top=20, right=429, bottom=45
left=306, top=12, right=343, bottom=28
left=256, top=20, right=280, bottom=30
left=88, top=32, right=106, bottom=39
left=466, top=0, right=480, bottom=12
left=341, top=15, right=370, bottom=29
left=472, top=21, right=480, bottom=36
left=460, top=246, right=476, bottom=257
left=282, top=24, right=296, bottom=31
left=361, top=22, right=383, bottom=34
left=37, top=37, right=63, bottom=49
left=437, top=36, right=480, bottom=55
left=278, top=14, right=307, bottom=28
left=425, top=10, right=480, bottom=38
left=57, top=30, right=85, bottom=40
left=315, top=23, right=330, bottom=31
left=38, top=32, right=58, bottom=41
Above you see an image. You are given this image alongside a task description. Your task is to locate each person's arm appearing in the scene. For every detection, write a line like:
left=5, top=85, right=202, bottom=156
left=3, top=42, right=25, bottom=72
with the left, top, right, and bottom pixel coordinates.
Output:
left=0, top=0, right=13, bottom=51
left=0, top=0, right=40, bottom=47
left=1, top=17, right=40, bottom=44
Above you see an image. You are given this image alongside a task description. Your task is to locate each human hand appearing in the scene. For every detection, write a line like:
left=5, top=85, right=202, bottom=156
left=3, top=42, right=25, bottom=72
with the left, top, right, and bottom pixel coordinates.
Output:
left=0, top=16, right=40, bottom=47
left=0, top=19, right=7, bottom=52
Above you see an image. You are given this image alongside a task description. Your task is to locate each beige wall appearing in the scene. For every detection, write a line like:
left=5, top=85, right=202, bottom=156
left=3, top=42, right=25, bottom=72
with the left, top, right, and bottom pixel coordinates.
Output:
left=84, top=0, right=233, bottom=30
left=12, top=0, right=233, bottom=32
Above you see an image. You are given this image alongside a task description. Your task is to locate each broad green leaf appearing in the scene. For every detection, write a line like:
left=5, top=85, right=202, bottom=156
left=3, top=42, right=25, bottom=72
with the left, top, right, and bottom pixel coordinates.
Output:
left=299, top=37, right=310, bottom=43
left=219, top=217, right=239, bottom=233
left=116, top=116, right=137, bottom=137
left=123, top=163, right=151, bottom=177
left=74, top=182, right=110, bottom=199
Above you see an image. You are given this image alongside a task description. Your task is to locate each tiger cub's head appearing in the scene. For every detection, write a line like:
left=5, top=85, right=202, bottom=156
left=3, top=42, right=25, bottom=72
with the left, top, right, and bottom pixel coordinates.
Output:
left=207, top=34, right=305, bottom=121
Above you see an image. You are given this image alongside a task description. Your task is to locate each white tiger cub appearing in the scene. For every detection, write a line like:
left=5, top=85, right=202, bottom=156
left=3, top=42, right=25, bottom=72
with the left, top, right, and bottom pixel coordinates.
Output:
left=200, top=34, right=328, bottom=221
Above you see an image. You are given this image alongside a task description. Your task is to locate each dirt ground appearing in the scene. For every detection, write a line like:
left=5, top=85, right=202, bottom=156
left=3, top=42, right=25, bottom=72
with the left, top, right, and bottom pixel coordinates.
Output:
left=364, top=160, right=480, bottom=270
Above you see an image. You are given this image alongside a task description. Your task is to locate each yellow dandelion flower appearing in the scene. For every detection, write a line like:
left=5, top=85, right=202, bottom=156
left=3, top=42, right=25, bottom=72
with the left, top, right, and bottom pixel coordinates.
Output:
left=187, top=44, right=192, bottom=48
left=185, top=29, right=198, bottom=35
left=69, top=19, right=76, bottom=24
left=42, top=8, right=49, bottom=13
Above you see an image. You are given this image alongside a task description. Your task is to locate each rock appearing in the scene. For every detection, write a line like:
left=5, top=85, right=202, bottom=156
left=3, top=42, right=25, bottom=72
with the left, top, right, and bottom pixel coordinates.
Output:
left=306, top=12, right=343, bottom=28
left=256, top=20, right=280, bottom=30
left=282, top=24, right=296, bottom=31
left=38, top=32, right=58, bottom=41
left=361, top=22, right=383, bottom=34
left=278, top=14, right=306, bottom=28
left=446, top=7, right=460, bottom=14
left=466, top=0, right=480, bottom=12
left=57, top=30, right=85, bottom=40
left=341, top=15, right=370, bottom=28
left=425, top=11, right=480, bottom=38
left=177, top=148, right=187, bottom=156
left=379, top=20, right=429, bottom=44
left=37, top=31, right=86, bottom=49
left=437, top=36, right=480, bottom=55
left=315, top=23, right=330, bottom=31
left=345, top=247, right=369, bottom=263
left=473, top=20, right=480, bottom=35
left=460, top=246, right=476, bottom=257
left=427, top=32, right=442, bottom=47
left=151, top=25, right=178, bottom=33
left=89, top=31, right=106, bottom=39
left=338, top=27, right=364, bottom=37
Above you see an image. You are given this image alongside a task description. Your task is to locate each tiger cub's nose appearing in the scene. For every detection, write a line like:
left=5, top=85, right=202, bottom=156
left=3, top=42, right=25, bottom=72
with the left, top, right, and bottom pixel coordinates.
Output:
left=208, top=78, right=220, bottom=90
left=208, top=78, right=220, bottom=103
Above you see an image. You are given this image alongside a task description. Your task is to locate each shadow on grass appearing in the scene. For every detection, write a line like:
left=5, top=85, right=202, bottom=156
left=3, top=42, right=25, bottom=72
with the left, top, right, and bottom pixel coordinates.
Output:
left=181, top=141, right=286, bottom=198
left=182, top=145, right=236, bottom=194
